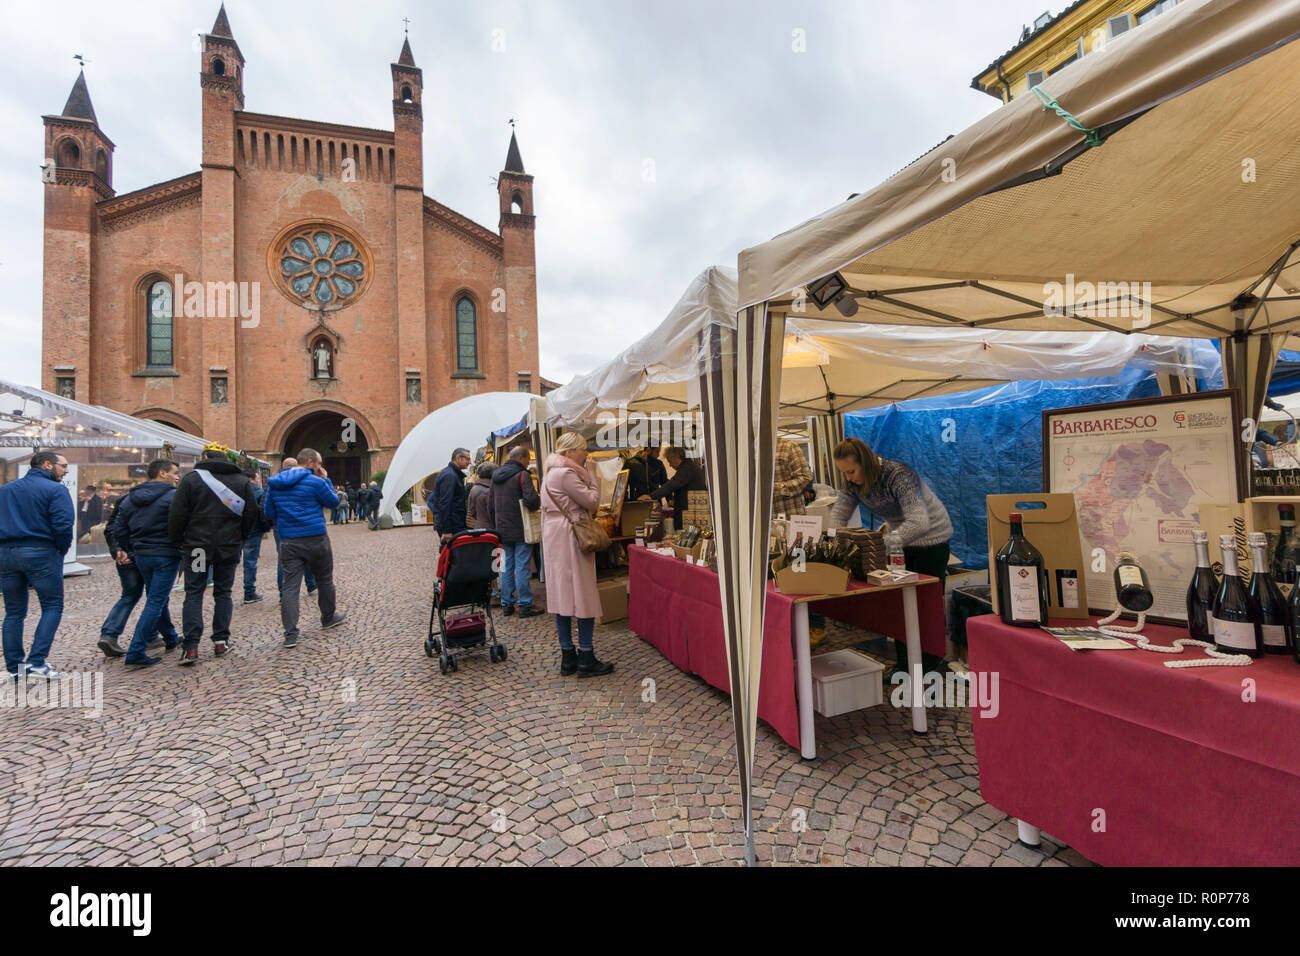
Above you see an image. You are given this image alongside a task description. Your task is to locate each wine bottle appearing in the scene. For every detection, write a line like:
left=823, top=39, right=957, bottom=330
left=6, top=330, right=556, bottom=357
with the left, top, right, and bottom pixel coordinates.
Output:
left=1248, top=532, right=1293, bottom=655
left=1185, top=530, right=1218, bottom=643
left=1113, top=551, right=1154, bottom=613
left=1212, top=534, right=1261, bottom=657
left=1274, top=505, right=1300, bottom=589
left=995, top=512, right=1049, bottom=627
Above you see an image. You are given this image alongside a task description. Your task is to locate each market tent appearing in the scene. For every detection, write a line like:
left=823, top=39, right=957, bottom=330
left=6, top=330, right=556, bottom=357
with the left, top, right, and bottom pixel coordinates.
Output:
left=545, top=266, right=1215, bottom=427
left=717, top=0, right=1300, bottom=863
left=378, top=392, right=533, bottom=522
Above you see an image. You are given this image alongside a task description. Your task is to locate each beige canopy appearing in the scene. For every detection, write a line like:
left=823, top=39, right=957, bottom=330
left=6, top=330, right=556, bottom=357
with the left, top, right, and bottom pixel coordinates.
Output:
left=711, top=0, right=1300, bottom=863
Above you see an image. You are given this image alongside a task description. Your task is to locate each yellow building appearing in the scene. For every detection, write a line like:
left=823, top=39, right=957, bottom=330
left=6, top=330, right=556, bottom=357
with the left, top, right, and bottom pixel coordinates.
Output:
left=972, top=0, right=1182, bottom=102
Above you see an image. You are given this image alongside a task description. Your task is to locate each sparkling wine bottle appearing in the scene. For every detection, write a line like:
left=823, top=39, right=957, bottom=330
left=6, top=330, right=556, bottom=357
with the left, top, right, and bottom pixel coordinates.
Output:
left=995, top=512, right=1049, bottom=627
left=1212, top=534, right=1261, bottom=658
left=1185, top=530, right=1218, bottom=643
left=1113, top=551, right=1154, bottom=612
left=1248, top=532, right=1293, bottom=655
left=1274, top=505, right=1300, bottom=590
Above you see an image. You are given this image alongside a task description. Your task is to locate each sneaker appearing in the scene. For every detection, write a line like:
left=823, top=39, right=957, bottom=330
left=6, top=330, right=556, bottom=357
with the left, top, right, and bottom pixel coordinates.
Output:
left=243, top=593, right=264, bottom=604
left=283, top=633, right=298, bottom=648
left=124, top=655, right=161, bottom=669
left=213, top=640, right=230, bottom=658
left=501, top=605, right=515, bottom=617
left=97, top=637, right=125, bottom=659
left=179, top=648, right=199, bottom=667
left=321, top=612, right=346, bottom=630
left=24, top=664, right=61, bottom=681
left=517, top=605, right=545, bottom=619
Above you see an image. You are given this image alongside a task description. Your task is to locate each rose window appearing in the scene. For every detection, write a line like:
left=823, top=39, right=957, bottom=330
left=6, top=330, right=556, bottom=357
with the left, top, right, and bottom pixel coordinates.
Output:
left=269, top=221, right=372, bottom=309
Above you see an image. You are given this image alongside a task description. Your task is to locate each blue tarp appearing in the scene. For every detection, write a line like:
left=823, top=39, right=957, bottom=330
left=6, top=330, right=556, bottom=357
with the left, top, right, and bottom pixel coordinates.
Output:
left=844, top=369, right=1171, bottom=569
left=1269, top=349, right=1300, bottom=398
left=492, top=413, right=528, bottom=441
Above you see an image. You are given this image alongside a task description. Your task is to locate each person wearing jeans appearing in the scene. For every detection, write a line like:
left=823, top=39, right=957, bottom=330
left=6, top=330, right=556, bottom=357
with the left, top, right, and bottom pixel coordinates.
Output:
left=98, top=495, right=144, bottom=658
left=490, top=446, right=543, bottom=618
left=167, top=444, right=259, bottom=666
left=113, top=459, right=184, bottom=668
left=0, top=451, right=73, bottom=680
left=242, top=473, right=267, bottom=603
left=263, top=447, right=345, bottom=648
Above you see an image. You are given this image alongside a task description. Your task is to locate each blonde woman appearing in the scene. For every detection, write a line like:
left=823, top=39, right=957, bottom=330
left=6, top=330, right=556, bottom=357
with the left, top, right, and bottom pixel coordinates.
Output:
left=540, top=432, right=614, bottom=677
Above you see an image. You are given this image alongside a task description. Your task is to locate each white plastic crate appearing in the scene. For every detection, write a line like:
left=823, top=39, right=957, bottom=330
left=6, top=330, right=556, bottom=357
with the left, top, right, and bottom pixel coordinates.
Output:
left=810, top=649, right=886, bottom=717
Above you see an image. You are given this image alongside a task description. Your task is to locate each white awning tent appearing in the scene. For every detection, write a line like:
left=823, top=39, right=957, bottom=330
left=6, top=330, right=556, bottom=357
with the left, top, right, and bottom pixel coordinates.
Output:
left=700, top=0, right=1300, bottom=864
left=545, top=266, right=1219, bottom=429
left=378, top=392, right=533, bottom=521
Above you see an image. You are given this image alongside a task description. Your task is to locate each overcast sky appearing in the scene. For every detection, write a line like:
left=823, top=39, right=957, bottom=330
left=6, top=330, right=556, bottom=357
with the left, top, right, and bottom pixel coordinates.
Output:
left=0, top=0, right=1051, bottom=388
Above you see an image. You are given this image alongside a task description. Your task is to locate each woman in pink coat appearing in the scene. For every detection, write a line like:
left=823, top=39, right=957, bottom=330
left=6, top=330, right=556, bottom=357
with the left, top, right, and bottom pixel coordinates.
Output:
left=541, top=432, right=614, bottom=677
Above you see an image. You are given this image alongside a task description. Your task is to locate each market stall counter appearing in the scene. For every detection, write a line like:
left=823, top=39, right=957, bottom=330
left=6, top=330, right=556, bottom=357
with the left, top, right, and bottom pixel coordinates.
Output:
left=628, top=544, right=945, bottom=758
left=968, top=614, right=1300, bottom=866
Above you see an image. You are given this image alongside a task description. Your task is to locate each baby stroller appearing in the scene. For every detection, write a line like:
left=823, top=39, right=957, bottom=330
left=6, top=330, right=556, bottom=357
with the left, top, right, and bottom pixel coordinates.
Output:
left=425, top=529, right=506, bottom=673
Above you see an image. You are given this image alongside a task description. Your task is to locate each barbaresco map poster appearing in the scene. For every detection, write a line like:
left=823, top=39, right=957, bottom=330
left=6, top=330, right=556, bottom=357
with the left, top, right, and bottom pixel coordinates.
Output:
left=1043, top=390, right=1244, bottom=623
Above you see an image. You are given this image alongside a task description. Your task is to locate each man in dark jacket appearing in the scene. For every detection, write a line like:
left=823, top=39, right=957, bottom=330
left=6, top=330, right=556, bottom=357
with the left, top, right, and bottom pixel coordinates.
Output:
left=112, top=459, right=183, bottom=668
left=491, top=446, right=543, bottom=617
left=77, top=485, right=103, bottom=541
left=263, top=447, right=345, bottom=649
left=167, top=443, right=258, bottom=666
left=625, top=449, right=650, bottom=501
left=98, top=493, right=144, bottom=659
left=640, top=446, right=708, bottom=526
left=0, top=451, right=74, bottom=680
left=645, top=446, right=668, bottom=493
left=431, top=448, right=471, bottom=540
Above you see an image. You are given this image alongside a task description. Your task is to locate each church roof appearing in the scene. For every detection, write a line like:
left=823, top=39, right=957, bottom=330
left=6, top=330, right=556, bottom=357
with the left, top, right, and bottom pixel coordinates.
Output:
left=211, top=3, right=234, bottom=38
left=62, top=71, right=98, bottom=125
left=397, top=37, right=416, bottom=67
left=504, top=131, right=525, bottom=174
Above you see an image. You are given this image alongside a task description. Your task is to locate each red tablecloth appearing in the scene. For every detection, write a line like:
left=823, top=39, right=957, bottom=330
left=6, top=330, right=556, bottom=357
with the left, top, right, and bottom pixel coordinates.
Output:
left=628, top=546, right=947, bottom=750
left=968, top=614, right=1300, bottom=866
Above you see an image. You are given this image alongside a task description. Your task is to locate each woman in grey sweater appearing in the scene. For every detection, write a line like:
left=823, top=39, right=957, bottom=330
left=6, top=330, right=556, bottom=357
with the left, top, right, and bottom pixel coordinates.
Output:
left=830, top=437, right=953, bottom=577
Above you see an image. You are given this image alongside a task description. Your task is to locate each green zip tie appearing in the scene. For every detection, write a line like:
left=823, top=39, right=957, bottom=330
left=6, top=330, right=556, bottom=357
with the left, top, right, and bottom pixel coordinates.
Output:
left=1031, top=85, right=1103, bottom=147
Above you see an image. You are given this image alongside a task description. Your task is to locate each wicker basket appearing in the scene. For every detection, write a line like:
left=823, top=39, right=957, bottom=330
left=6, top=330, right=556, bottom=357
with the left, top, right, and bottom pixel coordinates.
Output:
left=835, top=528, right=888, bottom=580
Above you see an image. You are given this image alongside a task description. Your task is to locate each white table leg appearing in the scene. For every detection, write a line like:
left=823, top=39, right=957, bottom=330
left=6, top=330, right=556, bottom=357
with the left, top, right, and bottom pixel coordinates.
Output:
left=903, top=585, right=926, bottom=735
left=1017, top=820, right=1041, bottom=848
left=794, top=602, right=816, bottom=760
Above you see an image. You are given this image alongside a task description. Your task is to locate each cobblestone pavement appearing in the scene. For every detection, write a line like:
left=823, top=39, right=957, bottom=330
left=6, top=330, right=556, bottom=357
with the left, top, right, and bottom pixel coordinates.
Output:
left=0, top=523, right=1094, bottom=866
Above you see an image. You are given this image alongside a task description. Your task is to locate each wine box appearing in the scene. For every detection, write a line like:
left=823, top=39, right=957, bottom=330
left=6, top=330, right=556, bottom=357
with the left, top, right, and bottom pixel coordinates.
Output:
left=985, top=493, right=1089, bottom=620
left=1195, top=496, right=1300, bottom=587
left=671, top=543, right=702, bottom=562
left=772, top=561, right=850, bottom=596
left=617, top=500, right=655, bottom=536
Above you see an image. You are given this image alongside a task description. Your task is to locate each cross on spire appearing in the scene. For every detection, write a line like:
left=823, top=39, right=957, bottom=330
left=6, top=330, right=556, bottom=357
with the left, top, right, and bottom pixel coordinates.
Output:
left=402, top=17, right=410, bottom=34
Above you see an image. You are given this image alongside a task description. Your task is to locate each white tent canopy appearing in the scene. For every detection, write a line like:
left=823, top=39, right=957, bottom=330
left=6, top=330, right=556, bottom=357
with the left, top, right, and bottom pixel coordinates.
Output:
left=545, top=266, right=1219, bottom=427
left=378, top=392, right=533, bottom=521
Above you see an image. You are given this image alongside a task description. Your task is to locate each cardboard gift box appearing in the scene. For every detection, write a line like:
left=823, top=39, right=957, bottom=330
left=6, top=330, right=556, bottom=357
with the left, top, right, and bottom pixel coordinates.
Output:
left=772, top=561, right=850, bottom=596
left=597, top=577, right=629, bottom=623
left=1195, top=496, right=1300, bottom=586
left=618, top=500, right=655, bottom=536
left=985, top=493, right=1089, bottom=619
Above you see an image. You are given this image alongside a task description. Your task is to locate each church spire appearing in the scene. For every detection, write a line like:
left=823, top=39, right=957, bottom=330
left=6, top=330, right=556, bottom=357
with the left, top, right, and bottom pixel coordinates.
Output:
left=504, top=130, right=525, bottom=174
left=61, top=70, right=98, bottom=126
left=397, top=36, right=415, bottom=67
left=211, top=3, right=234, bottom=38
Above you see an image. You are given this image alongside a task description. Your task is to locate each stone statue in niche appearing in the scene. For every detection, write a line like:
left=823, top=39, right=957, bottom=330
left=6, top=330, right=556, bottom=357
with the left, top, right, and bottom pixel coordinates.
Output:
left=313, top=341, right=332, bottom=379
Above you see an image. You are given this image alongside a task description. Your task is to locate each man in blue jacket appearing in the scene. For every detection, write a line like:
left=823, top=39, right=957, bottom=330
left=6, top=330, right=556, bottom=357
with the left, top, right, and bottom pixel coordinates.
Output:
left=0, top=451, right=74, bottom=680
left=430, top=448, right=471, bottom=541
left=263, top=447, right=345, bottom=648
left=112, top=459, right=183, bottom=668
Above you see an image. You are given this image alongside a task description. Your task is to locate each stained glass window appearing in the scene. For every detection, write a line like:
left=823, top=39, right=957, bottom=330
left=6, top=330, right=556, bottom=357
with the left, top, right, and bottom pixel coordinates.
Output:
left=274, top=223, right=369, bottom=308
left=456, top=298, right=477, bottom=371
left=147, top=280, right=173, bottom=367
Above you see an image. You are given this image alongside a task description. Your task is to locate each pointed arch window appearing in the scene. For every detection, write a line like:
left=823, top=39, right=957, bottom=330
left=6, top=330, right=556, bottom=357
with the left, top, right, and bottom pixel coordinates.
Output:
left=456, top=297, right=478, bottom=372
left=147, top=280, right=174, bottom=368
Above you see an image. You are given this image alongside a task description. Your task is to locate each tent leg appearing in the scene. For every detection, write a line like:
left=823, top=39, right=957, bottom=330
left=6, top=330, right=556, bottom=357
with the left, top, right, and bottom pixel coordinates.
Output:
left=794, top=602, right=816, bottom=759
left=904, top=586, right=927, bottom=735
left=745, top=828, right=755, bottom=867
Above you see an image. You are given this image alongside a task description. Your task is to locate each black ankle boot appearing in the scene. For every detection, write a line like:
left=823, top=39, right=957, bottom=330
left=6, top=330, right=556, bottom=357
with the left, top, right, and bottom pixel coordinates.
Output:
left=576, top=649, right=614, bottom=677
left=560, top=649, right=578, bottom=675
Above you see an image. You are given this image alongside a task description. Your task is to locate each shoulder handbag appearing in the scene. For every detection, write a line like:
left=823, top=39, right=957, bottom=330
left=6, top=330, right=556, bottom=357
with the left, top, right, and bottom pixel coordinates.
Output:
left=519, top=471, right=543, bottom=544
left=568, top=512, right=611, bottom=554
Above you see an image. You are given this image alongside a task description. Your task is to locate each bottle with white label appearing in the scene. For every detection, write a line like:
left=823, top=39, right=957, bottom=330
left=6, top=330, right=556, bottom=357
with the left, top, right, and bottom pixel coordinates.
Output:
left=1247, top=532, right=1292, bottom=655
left=1212, top=534, right=1261, bottom=658
left=995, top=512, right=1049, bottom=627
left=1112, top=552, right=1154, bottom=612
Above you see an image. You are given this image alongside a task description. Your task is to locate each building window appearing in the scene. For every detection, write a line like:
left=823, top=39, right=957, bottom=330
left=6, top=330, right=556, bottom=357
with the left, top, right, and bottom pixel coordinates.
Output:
left=210, top=377, right=228, bottom=405
left=456, top=297, right=478, bottom=372
left=55, top=377, right=75, bottom=400
left=270, top=220, right=372, bottom=310
left=58, top=139, right=80, bottom=168
left=407, top=376, right=422, bottom=403
left=518, top=377, right=531, bottom=394
left=1136, top=0, right=1178, bottom=24
left=147, top=280, right=174, bottom=367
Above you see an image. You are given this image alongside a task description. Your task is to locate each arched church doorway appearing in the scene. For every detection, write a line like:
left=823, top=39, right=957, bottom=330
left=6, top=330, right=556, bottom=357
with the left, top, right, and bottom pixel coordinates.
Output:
left=281, top=409, right=371, bottom=489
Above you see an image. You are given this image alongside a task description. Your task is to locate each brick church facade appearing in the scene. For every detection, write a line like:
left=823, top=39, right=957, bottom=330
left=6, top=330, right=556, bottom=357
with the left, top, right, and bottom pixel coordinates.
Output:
left=40, top=5, right=539, bottom=485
